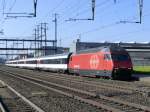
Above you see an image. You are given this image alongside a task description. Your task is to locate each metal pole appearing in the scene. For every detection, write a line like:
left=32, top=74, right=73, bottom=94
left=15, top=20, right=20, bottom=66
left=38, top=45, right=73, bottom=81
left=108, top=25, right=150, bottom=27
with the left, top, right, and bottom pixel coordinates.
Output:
left=34, top=0, right=38, bottom=17
left=40, top=23, right=43, bottom=56
left=34, top=29, right=37, bottom=57
left=37, top=25, right=40, bottom=57
left=44, top=23, right=47, bottom=56
left=53, top=13, right=58, bottom=54
left=92, top=0, right=95, bottom=20
left=139, top=0, right=143, bottom=24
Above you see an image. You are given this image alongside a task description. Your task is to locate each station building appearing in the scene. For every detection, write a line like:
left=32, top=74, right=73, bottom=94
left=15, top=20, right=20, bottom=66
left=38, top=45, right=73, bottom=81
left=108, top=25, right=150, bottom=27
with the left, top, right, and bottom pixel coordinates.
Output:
left=70, top=39, right=150, bottom=66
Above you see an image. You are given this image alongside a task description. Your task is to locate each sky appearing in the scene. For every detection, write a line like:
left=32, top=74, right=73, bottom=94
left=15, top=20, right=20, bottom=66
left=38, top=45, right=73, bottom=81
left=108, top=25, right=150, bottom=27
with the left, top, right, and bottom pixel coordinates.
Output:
left=0, top=0, right=150, bottom=48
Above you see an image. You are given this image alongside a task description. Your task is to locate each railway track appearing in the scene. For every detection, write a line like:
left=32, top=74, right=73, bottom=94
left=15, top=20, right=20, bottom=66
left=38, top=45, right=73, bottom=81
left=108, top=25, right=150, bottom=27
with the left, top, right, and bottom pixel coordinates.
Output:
left=0, top=67, right=134, bottom=94
left=0, top=69, right=150, bottom=112
left=0, top=102, right=5, bottom=112
left=0, top=69, right=116, bottom=112
left=40, top=72, right=150, bottom=96
left=1, top=66, right=150, bottom=106
left=3, top=66, right=150, bottom=98
left=0, top=80, right=44, bottom=112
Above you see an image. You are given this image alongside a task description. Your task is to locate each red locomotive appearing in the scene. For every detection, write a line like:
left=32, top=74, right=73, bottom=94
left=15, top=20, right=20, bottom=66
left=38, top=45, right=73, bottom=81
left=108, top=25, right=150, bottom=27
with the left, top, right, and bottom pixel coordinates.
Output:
left=68, top=45, right=133, bottom=80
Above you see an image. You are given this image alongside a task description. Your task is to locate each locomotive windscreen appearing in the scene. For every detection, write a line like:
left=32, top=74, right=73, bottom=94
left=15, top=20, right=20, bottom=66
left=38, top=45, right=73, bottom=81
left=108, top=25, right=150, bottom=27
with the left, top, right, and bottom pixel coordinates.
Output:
left=111, top=54, right=129, bottom=61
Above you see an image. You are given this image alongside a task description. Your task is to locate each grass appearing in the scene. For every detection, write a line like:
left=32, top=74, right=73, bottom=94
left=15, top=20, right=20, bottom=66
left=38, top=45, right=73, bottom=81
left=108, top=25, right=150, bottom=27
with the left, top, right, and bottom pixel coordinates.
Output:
left=133, top=66, right=150, bottom=74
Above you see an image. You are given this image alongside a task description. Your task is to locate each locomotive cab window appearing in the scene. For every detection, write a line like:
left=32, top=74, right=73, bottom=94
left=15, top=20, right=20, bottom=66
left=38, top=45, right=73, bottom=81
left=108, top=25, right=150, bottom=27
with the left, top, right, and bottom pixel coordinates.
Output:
left=111, top=54, right=129, bottom=61
left=104, top=54, right=111, bottom=60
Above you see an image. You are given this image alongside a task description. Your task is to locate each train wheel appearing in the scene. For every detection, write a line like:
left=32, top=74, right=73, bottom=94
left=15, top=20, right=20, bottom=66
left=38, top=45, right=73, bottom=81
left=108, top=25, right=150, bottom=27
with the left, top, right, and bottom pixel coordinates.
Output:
left=111, top=72, right=118, bottom=80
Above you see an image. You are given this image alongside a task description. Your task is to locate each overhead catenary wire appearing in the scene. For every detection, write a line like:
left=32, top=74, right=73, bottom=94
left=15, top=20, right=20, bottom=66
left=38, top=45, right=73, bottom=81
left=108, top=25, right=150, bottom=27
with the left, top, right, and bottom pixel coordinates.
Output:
left=58, top=0, right=127, bottom=31
left=54, top=0, right=144, bottom=42
left=57, top=0, right=113, bottom=27
left=67, top=0, right=111, bottom=20
left=7, top=0, right=16, bottom=13
left=118, top=0, right=143, bottom=24
left=60, top=0, right=142, bottom=31
left=65, top=0, right=96, bottom=21
left=61, top=10, right=150, bottom=44
left=19, top=0, right=117, bottom=38
left=59, top=0, right=88, bottom=18
left=2, top=0, right=38, bottom=18
left=50, top=0, right=65, bottom=13
left=20, top=0, right=66, bottom=39
left=55, top=0, right=140, bottom=44
left=0, top=0, right=17, bottom=34
left=1, top=0, right=148, bottom=47
left=0, top=0, right=17, bottom=26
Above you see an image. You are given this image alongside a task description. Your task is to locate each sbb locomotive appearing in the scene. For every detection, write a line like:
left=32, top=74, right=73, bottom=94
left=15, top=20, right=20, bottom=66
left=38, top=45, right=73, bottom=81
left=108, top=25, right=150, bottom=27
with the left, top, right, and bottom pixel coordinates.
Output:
left=6, top=45, right=133, bottom=80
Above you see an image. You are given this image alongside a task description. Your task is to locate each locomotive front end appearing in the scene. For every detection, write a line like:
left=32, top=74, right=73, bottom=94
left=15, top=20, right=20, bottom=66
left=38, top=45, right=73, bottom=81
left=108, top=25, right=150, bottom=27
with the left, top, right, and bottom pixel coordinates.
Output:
left=111, top=53, right=133, bottom=80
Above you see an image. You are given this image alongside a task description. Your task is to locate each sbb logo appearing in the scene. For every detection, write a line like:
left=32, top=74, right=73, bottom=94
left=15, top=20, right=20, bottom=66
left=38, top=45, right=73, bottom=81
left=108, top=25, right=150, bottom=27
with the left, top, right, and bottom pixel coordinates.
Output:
left=90, top=55, right=99, bottom=69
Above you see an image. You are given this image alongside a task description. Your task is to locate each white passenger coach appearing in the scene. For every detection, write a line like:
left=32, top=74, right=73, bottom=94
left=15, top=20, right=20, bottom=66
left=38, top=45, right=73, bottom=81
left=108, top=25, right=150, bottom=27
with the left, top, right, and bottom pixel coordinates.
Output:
left=6, top=53, right=72, bottom=73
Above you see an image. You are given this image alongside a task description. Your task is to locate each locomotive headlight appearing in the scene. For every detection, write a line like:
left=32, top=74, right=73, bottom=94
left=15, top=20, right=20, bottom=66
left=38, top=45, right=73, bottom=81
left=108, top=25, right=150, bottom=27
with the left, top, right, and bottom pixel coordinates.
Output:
left=113, top=69, right=118, bottom=73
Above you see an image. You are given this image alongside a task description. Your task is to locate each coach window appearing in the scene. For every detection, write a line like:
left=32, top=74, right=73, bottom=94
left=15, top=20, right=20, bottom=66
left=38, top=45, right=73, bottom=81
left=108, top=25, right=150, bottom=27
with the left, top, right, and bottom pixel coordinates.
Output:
left=27, top=60, right=36, bottom=64
left=49, top=59, right=53, bottom=64
left=55, top=59, right=60, bottom=64
left=46, top=59, right=51, bottom=64
left=20, top=61, right=23, bottom=64
left=44, top=60, right=48, bottom=64
left=41, top=60, right=45, bottom=64
left=42, top=60, right=47, bottom=64
left=44, top=59, right=52, bottom=64
left=33, top=60, right=37, bottom=64
left=48, top=59, right=52, bottom=64
left=26, top=61, right=29, bottom=64
left=62, top=58, right=67, bottom=64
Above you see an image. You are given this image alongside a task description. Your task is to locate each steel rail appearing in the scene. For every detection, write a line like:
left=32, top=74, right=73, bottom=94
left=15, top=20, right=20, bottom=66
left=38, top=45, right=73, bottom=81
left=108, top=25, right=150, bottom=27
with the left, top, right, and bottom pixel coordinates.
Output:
left=0, top=80, right=45, bottom=112
left=3, top=67, right=134, bottom=94
left=17, top=73, right=150, bottom=112
left=4, top=66, right=148, bottom=95
left=36, top=72, right=150, bottom=96
left=33, top=73, right=133, bottom=94
left=0, top=102, right=6, bottom=112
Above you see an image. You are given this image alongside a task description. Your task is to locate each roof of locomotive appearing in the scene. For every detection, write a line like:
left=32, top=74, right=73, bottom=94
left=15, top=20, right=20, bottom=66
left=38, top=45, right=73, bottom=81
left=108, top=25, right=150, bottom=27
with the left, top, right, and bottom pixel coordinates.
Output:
left=75, top=45, right=126, bottom=54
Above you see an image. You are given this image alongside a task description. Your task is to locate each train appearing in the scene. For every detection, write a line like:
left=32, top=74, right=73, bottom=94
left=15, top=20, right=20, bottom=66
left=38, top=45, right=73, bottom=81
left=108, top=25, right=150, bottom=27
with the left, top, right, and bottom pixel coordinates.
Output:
left=5, top=45, right=133, bottom=80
